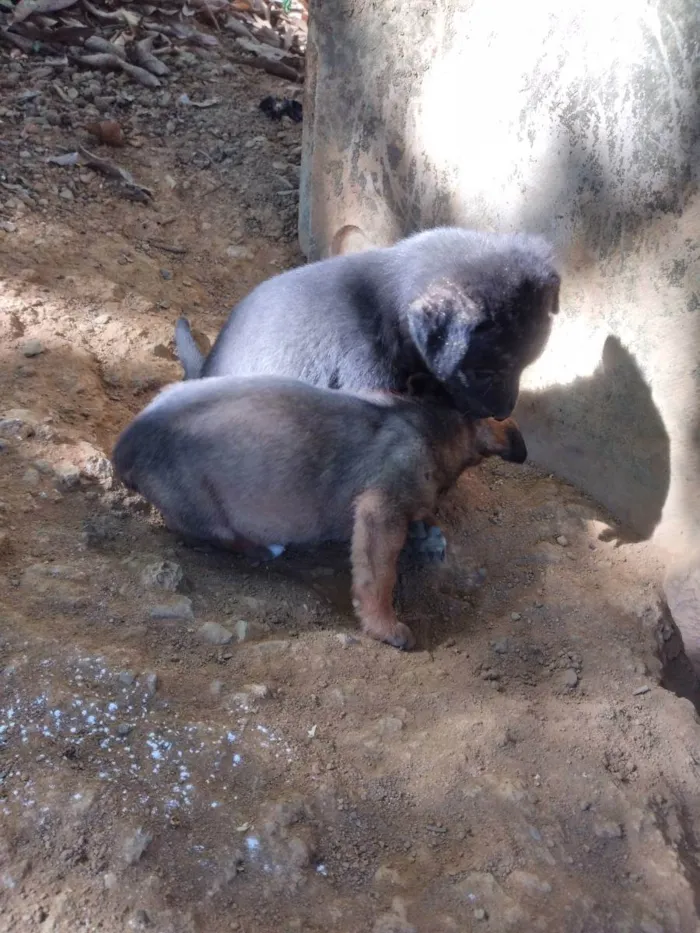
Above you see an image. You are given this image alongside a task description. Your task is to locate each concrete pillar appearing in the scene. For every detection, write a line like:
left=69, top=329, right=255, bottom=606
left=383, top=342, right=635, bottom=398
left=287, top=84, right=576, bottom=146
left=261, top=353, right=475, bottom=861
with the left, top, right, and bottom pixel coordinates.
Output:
left=300, top=0, right=700, bottom=657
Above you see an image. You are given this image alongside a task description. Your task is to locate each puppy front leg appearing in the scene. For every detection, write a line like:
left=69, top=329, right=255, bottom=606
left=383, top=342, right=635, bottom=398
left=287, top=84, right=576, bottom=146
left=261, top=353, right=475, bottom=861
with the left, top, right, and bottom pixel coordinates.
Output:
left=351, top=490, right=415, bottom=650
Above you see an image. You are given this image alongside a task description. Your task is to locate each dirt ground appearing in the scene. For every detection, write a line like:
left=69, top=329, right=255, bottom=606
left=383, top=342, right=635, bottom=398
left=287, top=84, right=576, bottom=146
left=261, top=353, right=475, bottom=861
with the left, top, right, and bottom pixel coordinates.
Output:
left=3, top=27, right=700, bottom=933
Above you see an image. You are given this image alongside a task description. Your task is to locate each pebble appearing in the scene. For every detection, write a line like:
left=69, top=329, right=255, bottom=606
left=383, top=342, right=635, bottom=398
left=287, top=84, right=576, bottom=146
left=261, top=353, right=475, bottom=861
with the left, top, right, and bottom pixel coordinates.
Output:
left=226, top=244, right=254, bottom=261
left=59, top=187, right=74, bottom=201
left=131, top=909, right=151, bottom=929
left=474, top=908, right=488, bottom=921
left=141, top=560, right=183, bottom=591
left=160, top=268, right=173, bottom=280
left=123, top=828, right=152, bottom=865
left=510, top=612, right=521, bottom=621
left=54, top=464, right=81, bottom=491
left=492, top=638, right=510, bottom=654
left=233, top=619, right=268, bottom=642
left=376, top=716, right=404, bottom=736
left=509, top=870, right=552, bottom=894
left=1, top=221, right=17, bottom=233
left=142, top=672, right=158, bottom=697
left=562, top=668, right=579, bottom=688
left=21, top=339, right=44, bottom=357
left=593, top=819, right=623, bottom=839
left=336, top=632, right=360, bottom=647
left=149, top=597, right=194, bottom=622
left=118, top=670, right=136, bottom=686
left=22, top=467, right=40, bottom=486
left=199, top=621, right=234, bottom=645
left=633, top=685, right=651, bottom=696
left=116, top=723, right=134, bottom=736
left=556, top=535, right=569, bottom=547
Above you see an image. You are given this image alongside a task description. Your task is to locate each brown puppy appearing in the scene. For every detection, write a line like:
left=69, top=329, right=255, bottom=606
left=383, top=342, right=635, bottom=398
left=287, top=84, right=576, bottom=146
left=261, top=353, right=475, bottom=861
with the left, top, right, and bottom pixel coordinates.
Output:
left=112, top=374, right=527, bottom=649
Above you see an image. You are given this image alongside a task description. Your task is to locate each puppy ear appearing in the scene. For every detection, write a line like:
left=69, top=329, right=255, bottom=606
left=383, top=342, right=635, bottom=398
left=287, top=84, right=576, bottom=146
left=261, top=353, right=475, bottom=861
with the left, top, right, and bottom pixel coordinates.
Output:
left=406, top=285, right=482, bottom=382
left=475, top=418, right=527, bottom=464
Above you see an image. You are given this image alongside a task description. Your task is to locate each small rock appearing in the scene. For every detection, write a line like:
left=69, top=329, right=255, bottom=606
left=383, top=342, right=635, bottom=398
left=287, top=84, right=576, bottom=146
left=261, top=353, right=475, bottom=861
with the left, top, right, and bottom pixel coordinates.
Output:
left=0, top=221, right=17, bottom=233
left=510, top=612, right=521, bottom=621
left=82, top=454, right=114, bottom=488
left=199, top=621, right=234, bottom=645
left=376, top=716, right=404, bottom=736
left=593, top=819, right=623, bottom=839
left=556, top=535, right=569, bottom=547
left=33, top=459, right=53, bottom=475
left=22, top=467, right=40, bottom=486
left=337, top=632, right=360, bottom=647
left=209, top=680, right=223, bottom=696
left=103, top=871, right=118, bottom=890
left=54, top=464, right=81, bottom=491
left=233, top=619, right=268, bottom=642
left=509, top=870, right=552, bottom=894
left=149, top=597, right=194, bottom=622
left=493, top=638, right=510, bottom=654
left=474, top=908, right=488, bottom=921
left=59, top=187, right=74, bottom=201
left=123, top=828, right=152, bottom=865
left=142, top=672, right=158, bottom=697
left=633, top=685, right=651, bottom=696
left=130, top=907, right=151, bottom=928
left=562, top=668, right=579, bottom=688
left=118, top=670, right=136, bottom=686
left=21, top=339, right=44, bottom=357
left=141, top=560, right=183, bottom=591
left=160, top=268, right=172, bottom=280
left=225, top=244, right=254, bottom=261
left=0, top=408, right=39, bottom=439
left=116, top=723, right=134, bottom=736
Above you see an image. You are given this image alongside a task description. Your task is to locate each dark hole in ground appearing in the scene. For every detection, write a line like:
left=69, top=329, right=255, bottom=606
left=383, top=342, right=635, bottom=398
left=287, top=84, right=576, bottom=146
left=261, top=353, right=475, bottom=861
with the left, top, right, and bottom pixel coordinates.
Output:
left=654, top=600, right=700, bottom=715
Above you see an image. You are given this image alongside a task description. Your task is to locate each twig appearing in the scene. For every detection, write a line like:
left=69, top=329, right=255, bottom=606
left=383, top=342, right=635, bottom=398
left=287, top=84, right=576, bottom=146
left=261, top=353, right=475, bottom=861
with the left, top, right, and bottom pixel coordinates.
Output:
left=227, top=53, right=300, bottom=82
left=149, top=241, right=188, bottom=254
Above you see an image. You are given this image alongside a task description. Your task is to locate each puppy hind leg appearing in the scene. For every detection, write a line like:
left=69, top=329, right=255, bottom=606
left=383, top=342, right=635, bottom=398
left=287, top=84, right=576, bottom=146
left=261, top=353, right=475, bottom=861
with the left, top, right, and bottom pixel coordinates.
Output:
left=351, top=490, right=415, bottom=650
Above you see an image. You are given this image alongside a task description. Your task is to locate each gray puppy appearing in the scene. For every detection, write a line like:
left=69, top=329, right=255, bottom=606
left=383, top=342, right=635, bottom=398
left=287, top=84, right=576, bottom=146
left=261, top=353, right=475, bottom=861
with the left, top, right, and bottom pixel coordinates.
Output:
left=112, top=374, right=527, bottom=650
left=175, top=227, right=559, bottom=420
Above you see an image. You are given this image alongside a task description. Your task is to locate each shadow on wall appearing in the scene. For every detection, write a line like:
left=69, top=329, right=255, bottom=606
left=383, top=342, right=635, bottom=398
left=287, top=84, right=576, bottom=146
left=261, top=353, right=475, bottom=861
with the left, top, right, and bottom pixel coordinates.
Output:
left=304, top=0, right=700, bottom=545
left=516, top=335, right=670, bottom=543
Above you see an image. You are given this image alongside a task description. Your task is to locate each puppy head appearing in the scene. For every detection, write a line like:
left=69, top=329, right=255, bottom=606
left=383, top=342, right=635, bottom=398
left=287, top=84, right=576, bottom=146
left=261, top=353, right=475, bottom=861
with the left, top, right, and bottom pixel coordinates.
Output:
left=405, top=234, right=560, bottom=420
left=473, top=417, right=528, bottom=464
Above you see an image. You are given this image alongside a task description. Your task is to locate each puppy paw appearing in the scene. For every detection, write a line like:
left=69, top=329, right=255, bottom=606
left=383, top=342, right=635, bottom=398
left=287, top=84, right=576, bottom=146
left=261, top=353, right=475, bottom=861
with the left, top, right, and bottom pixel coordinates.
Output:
left=404, top=521, right=447, bottom=564
left=243, top=543, right=286, bottom=563
left=362, top=620, right=416, bottom=651
left=385, top=622, right=416, bottom=651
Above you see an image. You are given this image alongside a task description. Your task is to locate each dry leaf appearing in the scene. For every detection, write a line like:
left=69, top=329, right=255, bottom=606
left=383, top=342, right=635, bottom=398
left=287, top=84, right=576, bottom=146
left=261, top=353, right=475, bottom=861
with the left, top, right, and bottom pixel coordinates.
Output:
left=46, top=151, right=80, bottom=166
left=85, top=120, right=125, bottom=148
left=12, top=0, right=77, bottom=24
left=130, top=36, right=170, bottom=77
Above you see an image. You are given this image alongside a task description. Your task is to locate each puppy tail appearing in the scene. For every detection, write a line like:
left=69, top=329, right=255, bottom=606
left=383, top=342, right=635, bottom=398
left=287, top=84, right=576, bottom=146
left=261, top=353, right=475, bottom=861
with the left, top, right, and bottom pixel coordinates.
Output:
left=175, top=317, right=205, bottom=380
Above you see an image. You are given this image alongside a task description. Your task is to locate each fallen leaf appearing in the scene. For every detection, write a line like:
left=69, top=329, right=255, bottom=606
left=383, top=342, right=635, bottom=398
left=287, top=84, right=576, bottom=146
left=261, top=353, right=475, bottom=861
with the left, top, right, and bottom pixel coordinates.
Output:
left=12, top=0, right=77, bottom=24
left=85, top=120, right=125, bottom=147
left=46, top=151, right=80, bottom=166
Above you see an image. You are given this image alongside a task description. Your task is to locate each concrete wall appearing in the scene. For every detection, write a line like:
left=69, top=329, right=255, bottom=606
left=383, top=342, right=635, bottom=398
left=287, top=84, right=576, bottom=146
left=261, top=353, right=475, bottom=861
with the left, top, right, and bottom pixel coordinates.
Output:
left=299, top=0, right=700, bottom=566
